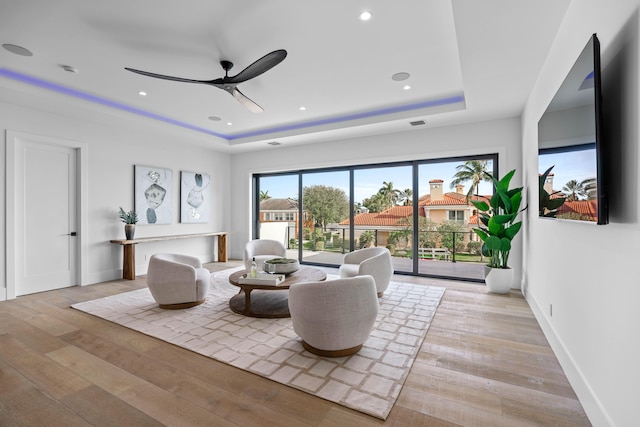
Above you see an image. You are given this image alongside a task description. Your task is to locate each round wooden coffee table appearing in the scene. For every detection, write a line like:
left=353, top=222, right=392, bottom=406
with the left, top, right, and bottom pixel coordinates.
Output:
left=228, top=266, right=327, bottom=318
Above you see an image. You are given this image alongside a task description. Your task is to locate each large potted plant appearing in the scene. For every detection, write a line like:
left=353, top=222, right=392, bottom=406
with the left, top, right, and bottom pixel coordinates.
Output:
left=471, top=170, right=526, bottom=293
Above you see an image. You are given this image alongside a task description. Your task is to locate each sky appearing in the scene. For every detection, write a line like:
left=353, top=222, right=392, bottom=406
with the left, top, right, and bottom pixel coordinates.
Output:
left=259, top=159, right=496, bottom=204
left=538, top=148, right=597, bottom=191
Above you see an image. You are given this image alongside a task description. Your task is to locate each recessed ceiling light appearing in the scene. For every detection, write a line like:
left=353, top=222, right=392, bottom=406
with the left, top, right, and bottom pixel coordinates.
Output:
left=403, top=85, right=411, bottom=90
left=138, top=91, right=147, bottom=96
left=299, top=106, right=306, bottom=111
left=208, top=116, right=221, bottom=121
left=2, top=43, right=33, bottom=56
left=226, top=122, right=233, bottom=126
left=392, top=72, right=410, bottom=81
left=359, top=11, right=372, bottom=21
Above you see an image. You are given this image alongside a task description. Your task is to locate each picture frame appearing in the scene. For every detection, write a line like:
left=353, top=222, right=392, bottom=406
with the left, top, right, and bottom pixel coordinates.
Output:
left=180, top=171, right=210, bottom=223
left=134, top=165, right=173, bottom=224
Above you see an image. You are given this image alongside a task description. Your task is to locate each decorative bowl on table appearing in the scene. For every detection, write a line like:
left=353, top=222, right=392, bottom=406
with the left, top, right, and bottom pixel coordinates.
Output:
left=264, top=258, right=300, bottom=274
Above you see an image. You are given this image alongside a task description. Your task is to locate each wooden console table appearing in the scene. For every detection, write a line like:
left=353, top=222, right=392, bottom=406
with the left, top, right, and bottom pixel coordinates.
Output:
left=110, top=231, right=229, bottom=280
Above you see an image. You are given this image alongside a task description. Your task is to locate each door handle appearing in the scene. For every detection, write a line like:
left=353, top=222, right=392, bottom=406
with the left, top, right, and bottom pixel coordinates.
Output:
left=68, top=232, right=77, bottom=236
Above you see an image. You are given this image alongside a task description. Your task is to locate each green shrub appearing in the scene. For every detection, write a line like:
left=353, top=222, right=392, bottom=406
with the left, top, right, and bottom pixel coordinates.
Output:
left=467, top=241, right=482, bottom=255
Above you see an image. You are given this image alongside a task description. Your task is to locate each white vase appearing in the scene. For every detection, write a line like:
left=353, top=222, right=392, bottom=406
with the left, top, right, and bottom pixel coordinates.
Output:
left=484, top=267, right=513, bottom=294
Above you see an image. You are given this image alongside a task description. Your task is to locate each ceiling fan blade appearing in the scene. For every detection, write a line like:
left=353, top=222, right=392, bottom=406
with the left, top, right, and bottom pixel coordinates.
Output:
left=231, top=87, right=264, bottom=113
left=125, top=67, right=212, bottom=84
left=226, top=49, right=287, bottom=84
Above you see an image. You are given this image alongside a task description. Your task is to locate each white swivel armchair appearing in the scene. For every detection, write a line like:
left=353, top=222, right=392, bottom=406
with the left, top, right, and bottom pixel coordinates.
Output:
left=288, top=275, right=379, bottom=357
left=339, top=247, right=394, bottom=296
left=243, top=239, right=287, bottom=271
left=146, top=253, right=210, bottom=309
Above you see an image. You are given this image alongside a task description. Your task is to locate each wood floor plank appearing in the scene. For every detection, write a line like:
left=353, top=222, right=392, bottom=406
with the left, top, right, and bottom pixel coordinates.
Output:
left=402, top=362, right=503, bottom=415
left=33, top=298, right=163, bottom=354
left=60, top=385, right=166, bottom=427
left=0, top=314, right=70, bottom=354
left=404, top=361, right=584, bottom=420
left=45, top=344, right=146, bottom=396
left=0, top=260, right=591, bottom=426
left=0, top=335, right=91, bottom=400
left=116, top=382, right=237, bottom=426
left=24, top=312, right=79, bottom=337
left=61, top=327, right=326, bottom=426
left=398, top=386, right=537, bottom=427
left=143, top=343, right=334, bottom=425
left=502, top=395, right=591, bottom=427
left=0, top=359, right=91, bottom=426
left=0, top=384, right=92, bottom=427
left=419, top=333, right=572, bottom=390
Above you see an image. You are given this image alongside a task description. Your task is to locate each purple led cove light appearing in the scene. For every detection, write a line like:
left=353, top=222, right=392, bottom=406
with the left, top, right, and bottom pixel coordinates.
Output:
left=1, top=68, right=465, bottom=141
left=0, top=68, right=227, bottom=139
left=226, top=95, right=465, bottom=140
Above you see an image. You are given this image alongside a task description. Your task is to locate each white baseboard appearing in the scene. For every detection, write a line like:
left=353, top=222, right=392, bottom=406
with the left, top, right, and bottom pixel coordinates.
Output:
left=85, top=269, right=126, bottom=285
left=526, top=293, right=614, bottom=427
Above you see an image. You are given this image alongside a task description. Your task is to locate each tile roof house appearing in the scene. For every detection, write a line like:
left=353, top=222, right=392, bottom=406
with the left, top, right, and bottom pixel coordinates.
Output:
left=541, top=174, right=598, bottom=222
left=556, top=200, right=598, bottom=221
left=338, top=180, right=490, bottom=247
left=259, top=198, right=305, bottom=239
left=259, top=197, right=299, bottom=218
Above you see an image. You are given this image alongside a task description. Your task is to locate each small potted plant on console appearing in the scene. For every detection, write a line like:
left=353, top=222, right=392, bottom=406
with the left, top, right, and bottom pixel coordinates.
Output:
left=119, top=207, right=138, bottom=240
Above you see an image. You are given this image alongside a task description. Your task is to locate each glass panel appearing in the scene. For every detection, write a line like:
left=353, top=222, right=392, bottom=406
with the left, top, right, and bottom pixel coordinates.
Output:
left=301, top=170, right=350, bottom=264
left=256, top=174, right=299, bottom=258
left=417, top=159, right=493, bottom=280
left=352, top=165, right=414, bottom=273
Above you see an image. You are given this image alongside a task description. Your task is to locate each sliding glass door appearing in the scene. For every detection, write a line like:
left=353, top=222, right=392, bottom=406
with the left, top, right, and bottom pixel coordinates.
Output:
left=255, top=173, right=299, bottom=258
left=300, top=169, right=349, bottom=264
left=416, top=159, right=495, bottom=280
left=254, top=154, right=497, bottom=282
left=352, top=165, right=414, bottom=274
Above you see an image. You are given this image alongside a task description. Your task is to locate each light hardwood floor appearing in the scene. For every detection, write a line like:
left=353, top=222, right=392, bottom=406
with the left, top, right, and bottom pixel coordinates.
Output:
left=0, top=261, right=591, bottom=426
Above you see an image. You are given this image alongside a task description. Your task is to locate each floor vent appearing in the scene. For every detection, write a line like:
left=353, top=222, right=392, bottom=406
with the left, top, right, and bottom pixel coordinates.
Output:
left=409, top=120, right=426, bottom=126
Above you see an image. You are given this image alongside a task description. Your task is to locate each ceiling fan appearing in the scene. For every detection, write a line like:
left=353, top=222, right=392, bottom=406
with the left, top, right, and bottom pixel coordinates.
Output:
left=125, top=49, right=287, bottom=113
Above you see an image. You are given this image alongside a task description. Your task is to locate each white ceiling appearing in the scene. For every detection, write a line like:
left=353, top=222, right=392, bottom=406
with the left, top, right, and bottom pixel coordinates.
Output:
left=0, top=0, right=571, bottom=153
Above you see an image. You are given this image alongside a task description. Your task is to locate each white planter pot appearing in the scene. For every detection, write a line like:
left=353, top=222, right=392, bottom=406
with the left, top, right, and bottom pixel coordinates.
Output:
left=484, top=267, right=513, bottom=294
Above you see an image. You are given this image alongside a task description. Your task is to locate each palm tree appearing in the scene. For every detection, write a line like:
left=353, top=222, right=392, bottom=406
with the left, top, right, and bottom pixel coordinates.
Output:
left=379, top=181, right=400, bottom=207
left=450, top=160, right=492, bottom=201
left=562, top=180, right=587, bottom=201
left=399, top=188, right=413, bottom=206
left=259, top=190, right=271, bottom=201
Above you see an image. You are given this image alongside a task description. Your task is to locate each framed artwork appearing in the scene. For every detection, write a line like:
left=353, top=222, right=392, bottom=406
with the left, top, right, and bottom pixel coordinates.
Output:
left=180, top=171, right=210, bottom=223
left=135, top=165, right=173, bottom=224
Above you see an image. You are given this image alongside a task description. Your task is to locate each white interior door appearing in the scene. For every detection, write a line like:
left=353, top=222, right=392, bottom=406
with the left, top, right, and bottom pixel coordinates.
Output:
left=16, top=140, right=77, bottom=295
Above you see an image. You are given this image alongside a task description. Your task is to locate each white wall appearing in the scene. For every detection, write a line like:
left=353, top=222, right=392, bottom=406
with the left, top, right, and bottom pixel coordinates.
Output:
left=0, top=99, right=231, bottom=296
left=229, top=116, right=523, bottom=276
left=522, top=1, right=640, bottom=425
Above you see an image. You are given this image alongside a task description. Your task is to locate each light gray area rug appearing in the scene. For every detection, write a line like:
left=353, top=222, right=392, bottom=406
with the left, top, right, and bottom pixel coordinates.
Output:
left=72, top=268, right=445, bottom=420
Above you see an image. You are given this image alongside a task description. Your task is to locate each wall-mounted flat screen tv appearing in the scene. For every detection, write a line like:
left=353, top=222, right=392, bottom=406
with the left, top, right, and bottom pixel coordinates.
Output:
left=538, top=33, right=608, bottom=224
